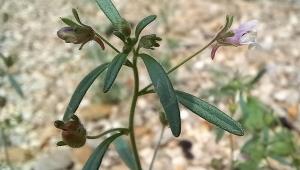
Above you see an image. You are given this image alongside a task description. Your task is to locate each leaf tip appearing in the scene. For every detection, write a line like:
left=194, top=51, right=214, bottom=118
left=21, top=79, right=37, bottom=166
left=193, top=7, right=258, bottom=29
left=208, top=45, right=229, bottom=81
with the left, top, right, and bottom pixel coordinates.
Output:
left=170, top=126, right=181, bottom=137
left=232, top=123, right=245, bottom=136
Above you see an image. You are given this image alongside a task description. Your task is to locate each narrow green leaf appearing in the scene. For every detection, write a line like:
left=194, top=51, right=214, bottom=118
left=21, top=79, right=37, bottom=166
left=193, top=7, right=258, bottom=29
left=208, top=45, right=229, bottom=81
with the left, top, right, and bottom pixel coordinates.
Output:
left=140, top=53, right=181, bottom=137
left=114, top=136, right=138, bottom=170
left=95, top=0, right=122, bottom=25
left=60, top=17, right=81, bottom=28
left=103, top=53, right=128, bottom=93
left=63, top=63, right=109, bottom=121
left=83, top=133, right=123, bottom=170
left=8, top=74, right=24, bottom=98
left=135, top=15, right=157, bottom=38
left=72, top=8, right=85, bottom=26
left=176, top=90, right=244, bottom=136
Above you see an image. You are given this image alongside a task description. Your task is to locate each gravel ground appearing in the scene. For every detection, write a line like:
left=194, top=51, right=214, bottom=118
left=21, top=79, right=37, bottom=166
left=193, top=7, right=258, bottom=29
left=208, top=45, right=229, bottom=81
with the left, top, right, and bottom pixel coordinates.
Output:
left=0, top=0, right=300, bottom=169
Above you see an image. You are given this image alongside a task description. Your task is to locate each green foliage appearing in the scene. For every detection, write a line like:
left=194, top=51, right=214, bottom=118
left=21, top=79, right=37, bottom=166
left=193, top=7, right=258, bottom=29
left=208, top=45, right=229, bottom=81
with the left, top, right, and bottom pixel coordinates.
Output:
left=95, top=0, right=122, bottom=26
left=83, top=133, right=124, bottom=170
left=8, top=74, right=24, bottom=98
left=63, top=63, right=109, bottom=121
left=267, top=130, right=295, bottom=157
left=207, top=69, right=300, bottom=169
left=241, top=136, right=266, bottom=162
left=0, top=54, right=24, bottom=98
left=177, top=90, right=244, bottom=136
left=141, top=53, right=181, bottom=137
left=114, top=136, right=138, bottom=170
left=135, top=15, right=157, bottom=38
left=72, top=8, right=85, bottom=26
left=60, top=17, right=81, bottom=28
left=240, top=96, right=275, bottom=132
left=103, top=53, right=128, bottom=92
left=56, top=2, right=249, bottom=169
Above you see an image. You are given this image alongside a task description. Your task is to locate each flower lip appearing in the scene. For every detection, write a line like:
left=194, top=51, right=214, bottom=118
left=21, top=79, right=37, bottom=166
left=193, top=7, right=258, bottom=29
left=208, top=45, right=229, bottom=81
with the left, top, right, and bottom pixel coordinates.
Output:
left=226, top=20, right=258, bottom=46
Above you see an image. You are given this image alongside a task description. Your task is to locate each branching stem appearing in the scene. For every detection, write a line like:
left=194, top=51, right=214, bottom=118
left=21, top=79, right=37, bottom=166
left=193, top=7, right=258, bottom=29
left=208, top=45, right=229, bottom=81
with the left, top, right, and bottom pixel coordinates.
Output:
left=128, top=49, right=142, bottom=170
left=138, top=35, right=218, bottom=96
left=86, top=128, right=128, bottom=139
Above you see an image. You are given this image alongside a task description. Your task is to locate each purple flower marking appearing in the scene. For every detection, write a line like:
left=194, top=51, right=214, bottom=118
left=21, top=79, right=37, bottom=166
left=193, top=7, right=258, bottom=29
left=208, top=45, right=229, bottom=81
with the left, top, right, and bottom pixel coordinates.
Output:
left=211, top=20, right=258, bottom=59
left=226, top=20, right=257, bottom=46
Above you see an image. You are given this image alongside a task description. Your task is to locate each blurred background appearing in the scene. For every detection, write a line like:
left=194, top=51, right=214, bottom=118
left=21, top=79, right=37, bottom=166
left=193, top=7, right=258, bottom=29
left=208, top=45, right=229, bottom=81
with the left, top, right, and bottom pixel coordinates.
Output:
left=0, top=0, right=300, bottom=169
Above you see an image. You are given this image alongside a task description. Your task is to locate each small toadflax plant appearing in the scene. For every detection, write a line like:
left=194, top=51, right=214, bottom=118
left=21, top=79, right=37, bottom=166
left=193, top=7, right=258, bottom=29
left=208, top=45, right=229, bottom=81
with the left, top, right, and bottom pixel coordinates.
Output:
left=54, top=0, right=258, bottom=169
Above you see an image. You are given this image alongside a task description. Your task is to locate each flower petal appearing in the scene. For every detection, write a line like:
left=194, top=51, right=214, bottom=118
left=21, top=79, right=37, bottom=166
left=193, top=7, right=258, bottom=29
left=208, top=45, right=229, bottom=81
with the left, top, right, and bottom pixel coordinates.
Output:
left=226, top=20, right=258, bottom=46
left=235, top=20, right=257, bottom=34
left=240, top=31, right=257, bottom=45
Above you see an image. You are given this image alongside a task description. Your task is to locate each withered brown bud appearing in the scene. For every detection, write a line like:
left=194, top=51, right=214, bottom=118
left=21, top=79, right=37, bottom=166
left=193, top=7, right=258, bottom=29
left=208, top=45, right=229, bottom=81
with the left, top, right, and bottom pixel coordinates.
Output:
left=57, top=26, right=94, bottom=43
left=54, top=115, right=86, bottom=148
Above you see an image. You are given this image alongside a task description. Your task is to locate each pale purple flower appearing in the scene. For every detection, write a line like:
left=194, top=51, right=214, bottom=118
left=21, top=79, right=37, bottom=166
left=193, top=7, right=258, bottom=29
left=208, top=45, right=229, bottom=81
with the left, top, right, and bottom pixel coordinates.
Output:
left=211, top=20, right=258, bottom=59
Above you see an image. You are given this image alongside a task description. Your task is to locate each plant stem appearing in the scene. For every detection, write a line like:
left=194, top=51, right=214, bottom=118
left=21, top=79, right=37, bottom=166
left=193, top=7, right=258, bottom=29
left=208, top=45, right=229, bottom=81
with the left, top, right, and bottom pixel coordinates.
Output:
left=86, top=128, right=128, bottom=139
left=138, top=36, right=218, bottom=96
left=128, top=51, right=142, bottom=170
left=94, top=32, right=133, bottom=67
left=1, top=127, right=13, bottom=170
left=149, top=125, right=165, bottom=170
left=94, top=32, right=120, bottom=53
left=229, top=134, right=234, bottom=169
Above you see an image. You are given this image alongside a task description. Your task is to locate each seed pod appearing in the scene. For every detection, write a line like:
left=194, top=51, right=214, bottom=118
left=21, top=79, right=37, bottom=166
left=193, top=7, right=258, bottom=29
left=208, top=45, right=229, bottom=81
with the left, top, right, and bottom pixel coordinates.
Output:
left=54, top=115, right=86, bottom=148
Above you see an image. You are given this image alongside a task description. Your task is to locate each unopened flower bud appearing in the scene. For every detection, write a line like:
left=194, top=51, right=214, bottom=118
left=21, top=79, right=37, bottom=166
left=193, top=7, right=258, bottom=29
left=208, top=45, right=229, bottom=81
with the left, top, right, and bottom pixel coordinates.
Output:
left=54, top=115, right=86, bottom=148
left=139, top=34, right=162, bottom=50
left=113, top=18, right=131, bottom=38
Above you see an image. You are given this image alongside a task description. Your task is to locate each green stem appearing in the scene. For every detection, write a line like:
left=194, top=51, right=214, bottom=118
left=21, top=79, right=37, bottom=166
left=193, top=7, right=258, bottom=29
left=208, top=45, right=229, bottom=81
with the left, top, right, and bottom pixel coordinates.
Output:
left=138, top=36, right=218, bottom=96
left=86, top=128, right=128, bottom=139
left=95, top=32, right=120, bottom=53
left=1, top=127, right=13, bottom=170
left=149, top=125, right=165, bottom=170
left=229, top=134, right=234, bottom=169
left=129, top=51, right=142, bottom=170
left=95, top=32, right=133, bottom=67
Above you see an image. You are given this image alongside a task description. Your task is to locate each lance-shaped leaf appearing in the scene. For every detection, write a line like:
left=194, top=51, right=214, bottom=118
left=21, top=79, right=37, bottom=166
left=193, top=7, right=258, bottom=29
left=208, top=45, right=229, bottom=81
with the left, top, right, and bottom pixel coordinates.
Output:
left=8, top=74, right=24, bottom=98
left=63, top=63, right=109, bottom=121
left=103, top=53, right=128, bottom=93
left=114, top=136, right=138, bottom=170
left=176, top=90, right=244, bottom=136
left=135, top=15, right=157, bottom=38
left=72, top=8, right=86, bottom=26
left=83, top=133, right=123, bottom=170
left=141, top=53, right=181, bottom=137
left=95, top=0, right=122, bottom=26
left=60, top=18, right=81, bottom=28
